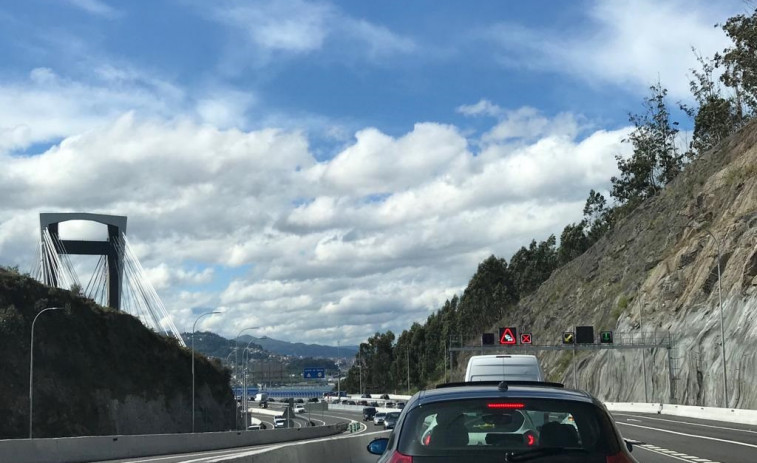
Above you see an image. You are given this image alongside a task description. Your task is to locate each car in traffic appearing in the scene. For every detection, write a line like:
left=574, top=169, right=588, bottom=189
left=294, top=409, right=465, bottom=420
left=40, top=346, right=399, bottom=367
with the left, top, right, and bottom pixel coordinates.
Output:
left=294, top=404, right=306, bottom=413
left=363, top=406, right=377, bottom=421
left=373, top=411, right=387, bottom=426
left=383, top=411, right=401, bottom=429
left=465, top=354, right=545, bottom=382
left=367, top=380, right=639, bottom=462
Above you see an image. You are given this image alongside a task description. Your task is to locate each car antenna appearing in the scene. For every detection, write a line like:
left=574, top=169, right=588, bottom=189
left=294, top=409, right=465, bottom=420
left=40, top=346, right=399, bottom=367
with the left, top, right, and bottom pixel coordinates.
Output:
left=497, top=381, right=508, bottom=391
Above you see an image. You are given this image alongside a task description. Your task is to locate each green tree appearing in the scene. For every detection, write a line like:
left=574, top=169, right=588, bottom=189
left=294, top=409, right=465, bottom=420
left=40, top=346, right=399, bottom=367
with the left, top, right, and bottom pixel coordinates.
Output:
left=611, top=83, right=682, bottom=206
left=557, top=222, right=589, bottom=265
left=681, top=51, right=741, bottom=157
left=715, top=8, right=757, bottom=118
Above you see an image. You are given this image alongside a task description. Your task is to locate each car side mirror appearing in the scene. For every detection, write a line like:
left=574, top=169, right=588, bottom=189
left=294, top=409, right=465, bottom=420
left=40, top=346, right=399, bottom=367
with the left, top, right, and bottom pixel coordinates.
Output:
left=624, top=438, right=643, bottom=453
left=367, top=437, right=389, bottom=455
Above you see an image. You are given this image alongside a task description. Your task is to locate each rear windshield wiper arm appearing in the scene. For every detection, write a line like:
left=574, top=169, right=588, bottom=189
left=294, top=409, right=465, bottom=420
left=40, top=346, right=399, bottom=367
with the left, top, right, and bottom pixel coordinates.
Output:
left=506, top=447, right=590, bottom=462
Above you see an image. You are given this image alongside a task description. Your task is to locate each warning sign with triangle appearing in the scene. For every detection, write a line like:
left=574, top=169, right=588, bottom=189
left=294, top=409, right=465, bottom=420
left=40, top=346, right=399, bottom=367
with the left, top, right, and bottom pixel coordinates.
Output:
left=498, top=327, right=517, bottom=345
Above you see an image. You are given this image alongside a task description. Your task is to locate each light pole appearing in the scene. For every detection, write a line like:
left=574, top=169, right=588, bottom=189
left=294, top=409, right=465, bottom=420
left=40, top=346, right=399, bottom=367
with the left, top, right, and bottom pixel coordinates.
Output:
left=234, top=327, right=259, bottom=430
left=336, top=341, right=340, bottom=400
left=192, top=311, right=220, bottom=433
left=703, top=228, right=728, bottom=407
left=30, top=307, right=63, bottom=439
left=243, top=338, right=258, bottom=429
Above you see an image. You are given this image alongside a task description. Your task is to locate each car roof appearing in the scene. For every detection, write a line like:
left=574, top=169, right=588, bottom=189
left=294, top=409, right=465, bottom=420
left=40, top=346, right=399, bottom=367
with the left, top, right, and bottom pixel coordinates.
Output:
left=413, top=382, right=596, bottom=406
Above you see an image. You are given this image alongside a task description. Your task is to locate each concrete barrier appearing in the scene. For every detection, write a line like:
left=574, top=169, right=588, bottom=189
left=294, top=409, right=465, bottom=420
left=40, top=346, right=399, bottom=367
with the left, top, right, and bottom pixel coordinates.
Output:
left=214, top=429, right=390, bottom=463
left=604, top=402, right=757, bottom=425
left=0, top=423, right=348, bottom=463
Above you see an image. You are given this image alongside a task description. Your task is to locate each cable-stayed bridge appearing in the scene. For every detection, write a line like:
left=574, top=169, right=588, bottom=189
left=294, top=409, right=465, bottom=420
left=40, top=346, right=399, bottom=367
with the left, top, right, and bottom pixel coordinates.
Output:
left=30, top=212, right=185, bottom=346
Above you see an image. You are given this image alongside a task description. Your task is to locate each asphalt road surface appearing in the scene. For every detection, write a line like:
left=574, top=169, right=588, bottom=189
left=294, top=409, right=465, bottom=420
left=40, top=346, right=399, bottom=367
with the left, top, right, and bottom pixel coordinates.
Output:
left=90, top=406, right=757, bottom=463
left=612, top=412, right=757, bottom=463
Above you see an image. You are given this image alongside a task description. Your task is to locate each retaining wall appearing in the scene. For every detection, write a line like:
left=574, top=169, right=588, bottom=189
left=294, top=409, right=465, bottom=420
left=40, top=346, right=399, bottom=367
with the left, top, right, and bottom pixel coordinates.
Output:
left=0, top=423, right=347, bottom=463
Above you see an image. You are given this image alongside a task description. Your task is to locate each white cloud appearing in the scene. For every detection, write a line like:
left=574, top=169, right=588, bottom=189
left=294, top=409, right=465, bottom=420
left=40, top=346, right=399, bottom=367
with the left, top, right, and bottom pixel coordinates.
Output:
left=63, top=0, right=120, bottom=18
left=0, top=69, right=629, bottom=345
left=204, top=0, right=416, bottom=63
left=482, top=0, right=740, bottom=99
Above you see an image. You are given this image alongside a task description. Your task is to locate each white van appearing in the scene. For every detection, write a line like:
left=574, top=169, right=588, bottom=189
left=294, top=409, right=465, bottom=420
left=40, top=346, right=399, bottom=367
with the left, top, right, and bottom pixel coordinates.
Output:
left=255, top=392, right=269, bottom=403
left=464, top=354, right=544, bottom=382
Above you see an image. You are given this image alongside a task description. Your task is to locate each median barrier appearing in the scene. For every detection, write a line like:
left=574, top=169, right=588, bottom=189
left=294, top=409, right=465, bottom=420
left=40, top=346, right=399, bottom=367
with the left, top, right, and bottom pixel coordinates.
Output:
left=660, top=404, right=757, bottom=425
left=604, top=402, right=757, bottom=426
left=0, top=423, right=348, bottom=463
left=217, top=429, right=389, bottom=463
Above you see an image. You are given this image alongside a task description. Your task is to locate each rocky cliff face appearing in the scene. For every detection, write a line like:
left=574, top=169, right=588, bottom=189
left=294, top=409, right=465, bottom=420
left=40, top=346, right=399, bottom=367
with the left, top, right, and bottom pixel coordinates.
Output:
left=0, top=271, right=235, bottom=438
left=490, top=123, right=757, bottom=409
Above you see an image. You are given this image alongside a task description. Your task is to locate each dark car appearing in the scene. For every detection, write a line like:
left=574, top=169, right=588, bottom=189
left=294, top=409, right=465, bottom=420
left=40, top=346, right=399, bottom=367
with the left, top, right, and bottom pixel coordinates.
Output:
left=383, top=411, right=401, bottom=429
left=308, top=397, right=319, bottom=402
left=363, top=406, right=377, bottom=421
left=295, top=398, right=305, bottom=403
left=380, top=394, right=390, bottom=400
left=367, top=381, right=639, bottom=463
left=361, top=393, right=372, bottom=398
left=396, top=401, right=405, bottom=410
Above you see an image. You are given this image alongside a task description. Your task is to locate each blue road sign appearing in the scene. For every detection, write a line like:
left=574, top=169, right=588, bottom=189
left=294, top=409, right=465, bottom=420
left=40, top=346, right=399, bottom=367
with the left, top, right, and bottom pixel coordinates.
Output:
left=303, top=367, right=325, bottom=379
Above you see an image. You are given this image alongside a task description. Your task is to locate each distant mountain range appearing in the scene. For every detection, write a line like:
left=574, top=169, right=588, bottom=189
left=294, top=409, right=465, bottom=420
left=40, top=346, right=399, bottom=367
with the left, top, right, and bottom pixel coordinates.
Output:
left=238, top=334, right=358, bottom=358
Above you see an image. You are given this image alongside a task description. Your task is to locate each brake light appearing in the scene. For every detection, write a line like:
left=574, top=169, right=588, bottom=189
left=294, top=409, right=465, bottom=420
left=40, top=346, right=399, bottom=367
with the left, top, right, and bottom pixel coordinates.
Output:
left=487, top=403, right=525, bottom=409
left=387, top=450, right=413, bottom=463
left=423, top=434, right=431, bottom=446
left=606, top=451, right=635, bottom=463
left=524, top=431, right=537, bottom=446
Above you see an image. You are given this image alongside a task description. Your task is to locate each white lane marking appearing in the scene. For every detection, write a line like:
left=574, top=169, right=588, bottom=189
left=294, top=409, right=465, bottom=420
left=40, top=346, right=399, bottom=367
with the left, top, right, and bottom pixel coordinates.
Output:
left=637, top=444, right=720, bottom=463
left=626, top=418, right=642, bottom=422
left=199, top=430, right=389, bottom=463
left=614, top=413, right=757, bottom=434
left=108, top=445, right=278, bottom=462
left=618, top=421, right=757, bottom=449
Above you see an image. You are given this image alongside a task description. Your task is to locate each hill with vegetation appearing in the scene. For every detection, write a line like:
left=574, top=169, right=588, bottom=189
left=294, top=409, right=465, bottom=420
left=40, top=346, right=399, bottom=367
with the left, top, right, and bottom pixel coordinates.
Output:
left=0, top=269, right=235, bottom=438
left=340, top=7, right=757, bottom=408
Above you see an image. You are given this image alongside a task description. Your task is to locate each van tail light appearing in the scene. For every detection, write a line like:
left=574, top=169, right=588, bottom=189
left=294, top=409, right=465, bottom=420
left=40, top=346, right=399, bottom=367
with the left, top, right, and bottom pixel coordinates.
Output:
left=387, top=450, right=413, bottom=463
left=606, top=451, right=635, bottom=463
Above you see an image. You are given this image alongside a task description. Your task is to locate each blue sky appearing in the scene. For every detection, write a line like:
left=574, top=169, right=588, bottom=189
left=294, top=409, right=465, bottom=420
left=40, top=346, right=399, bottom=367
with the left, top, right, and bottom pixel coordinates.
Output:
left=0, top=0, right=744, bottom=345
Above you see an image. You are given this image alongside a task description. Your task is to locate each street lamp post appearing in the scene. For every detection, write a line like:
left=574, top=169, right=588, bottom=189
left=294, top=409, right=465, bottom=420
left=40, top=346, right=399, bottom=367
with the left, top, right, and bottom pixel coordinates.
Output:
left=30, top=307, right=63, bottom=439
left=234, top=327, right=259, bottom=430
left=243, top=338, right=258, bottom=429
left=703, top=228, right=728, bottom=408
left=192, top=311, right=220, bottom=433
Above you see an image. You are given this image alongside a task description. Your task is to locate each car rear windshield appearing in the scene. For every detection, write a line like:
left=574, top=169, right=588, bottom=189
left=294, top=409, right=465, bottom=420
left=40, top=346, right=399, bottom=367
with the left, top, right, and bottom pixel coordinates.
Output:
left=397, top=398, right=621, bottom=462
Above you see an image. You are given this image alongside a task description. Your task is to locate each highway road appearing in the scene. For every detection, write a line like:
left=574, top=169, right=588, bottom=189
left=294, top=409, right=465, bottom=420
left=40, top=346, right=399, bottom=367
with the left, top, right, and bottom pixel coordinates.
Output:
left=90, top=405, right=757, bottom=463
left=611, top=412, right=757, bottom=463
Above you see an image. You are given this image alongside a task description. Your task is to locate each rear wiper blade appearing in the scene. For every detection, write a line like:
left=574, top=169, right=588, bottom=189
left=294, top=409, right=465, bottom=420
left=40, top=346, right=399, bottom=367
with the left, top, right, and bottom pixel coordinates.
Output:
left=506, top=447, right=590, bottom=462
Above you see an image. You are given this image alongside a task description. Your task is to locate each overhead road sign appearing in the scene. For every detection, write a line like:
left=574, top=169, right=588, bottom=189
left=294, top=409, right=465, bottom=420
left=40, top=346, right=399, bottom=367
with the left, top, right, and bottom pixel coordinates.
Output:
left=600, top=331, right=614, bottom=344
left=563, top=332, right=574, bottom=344
left=576, top=326, right=595, bottom=344
left=303, top=367, right=325, bottom=379
left=482, top=333, right=495, bottom=345
left=499, top=327, right=517, bottom=345
left=520, top=333, right=532, bottom=344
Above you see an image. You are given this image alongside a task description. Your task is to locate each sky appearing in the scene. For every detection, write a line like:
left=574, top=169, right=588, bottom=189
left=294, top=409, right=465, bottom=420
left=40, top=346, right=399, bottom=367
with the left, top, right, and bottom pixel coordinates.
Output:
left=0, top=0, right=745, bottom=347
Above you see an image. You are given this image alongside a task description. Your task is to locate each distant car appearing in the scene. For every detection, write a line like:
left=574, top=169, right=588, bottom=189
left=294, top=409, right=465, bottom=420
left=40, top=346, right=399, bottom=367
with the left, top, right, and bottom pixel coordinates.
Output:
left=308, top=397, right=319, bottom=402
left=361, top=393, right=372, bottom=398
left=383, top=411, right=401, bottom=430
left=396, top=401, right=405, bottom=410
left=294, top=404, right=306, bottom=414
left=295, top=398, right=305, bottom=403
left=274, top=416, right=293, bottom=428
left=373, top=412, right=387, bottom=426
left=359, top=400, right=368, bottom=406
left=386, top=401, right=395, bottom=408
left=247, top=423, right=266, bottom=430
left=362, top=406, right=377, bottom=421
left=268, top=397, right=276, bottom=402
left=347, top=400, right=357, bottom=405
left=366, top=381, right=640, bottom=462
left=370, top=401, right=379, bottom=407
left=380, top=394, right=390, bottom=400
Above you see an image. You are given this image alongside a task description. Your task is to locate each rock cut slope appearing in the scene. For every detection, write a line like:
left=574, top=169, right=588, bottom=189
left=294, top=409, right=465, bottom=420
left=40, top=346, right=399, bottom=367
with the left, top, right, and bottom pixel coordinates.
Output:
left=495, top=123, right=757, bottom=409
